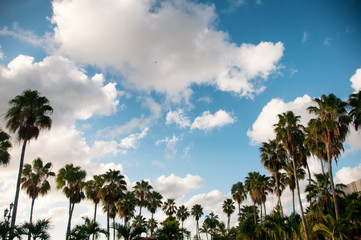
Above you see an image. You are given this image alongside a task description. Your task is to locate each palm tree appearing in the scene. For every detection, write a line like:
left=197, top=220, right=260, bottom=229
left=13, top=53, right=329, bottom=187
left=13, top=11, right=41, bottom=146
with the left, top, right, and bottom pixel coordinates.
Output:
left=85, top=175, right=104, bottom=225
left=283, top=160, right=305, bottom=213
left=146, top=191, right=163, bottom=236
left=70, top=217, right=107, bottom=240
left=20, top=158, right=55, bottom=226
left=260, top=139, right=286, bottom=216
left=274, top=111, right=310, bottom=240
left=308, top=94, right=351, bottom=221
left=56, top=164, right=86, bottom=240
left=191, top=204, right=203, bottom=239
left=99, top=169, right=127, bottom=240
left=245, top=171, right=262, bottom=225
left=349, top=90, right=361, bottom=130
left=258, top=174, right=272, bottom=219
left=133, top=180, right=152, bottom=225
left=21, top=219, right=51, bottom=240
left=114, top=223, right=145, bottom=240
left=312, top=214, right=348, bottom=240
left=231, top=182, right=247, bottom=214
left=162, top=198, right=177, bottom=218
left=5, top=89, right=53, bottom=228
left=204, top=212, right=219, bottom=240
left=176, top=205, right=189, bottom=239
left=305, top=125, right=327, bottom=175
left=222, top=199, right=235, bottom=230
left=0, top=129, right=11, bottom=166
left=117, top=191, right=136, bottom=226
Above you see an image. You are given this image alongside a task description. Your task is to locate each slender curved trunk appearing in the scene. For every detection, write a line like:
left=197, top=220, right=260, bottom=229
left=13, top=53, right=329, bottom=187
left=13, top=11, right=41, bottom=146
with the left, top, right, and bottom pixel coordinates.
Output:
left=107, top=204, right=110, bottom=240
left=227, top=214, right=230, bottom=230
left=181, top=220, right=184, bottom=240
left=113, top=217, right=115, bottom=240
left=92, top=202, right=98, bottom=240
left=292, top=157, right=310, bottom=240
left=291, top=188, right=295, bottom=213
left=138, top=204, right=142, bottom=226
left=260, top=203, right=263, bottom=223
left=320, top=159, right=325, bottom=175
left=28, top=197, right=36, bottom=240
left=196, top=219, right=200, bottom=239
left=263, top=202, right=266, bottom=217
left=326, top=142, right=341, bottom=220
left=66, top=201, right=75, bottom=240
left=306, top=163, right=312, bottom=185
left=150, top=212, right=154, bottom=236
left=237, top=202, right=241, bottom=214
left=11, top=140, right=27, bottom=230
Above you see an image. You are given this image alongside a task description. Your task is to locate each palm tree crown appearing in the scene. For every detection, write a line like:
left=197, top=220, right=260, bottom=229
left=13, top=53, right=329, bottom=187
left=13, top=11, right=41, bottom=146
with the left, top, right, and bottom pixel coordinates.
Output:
left=0, top=129, right=11, bottom=166
left=5, top=89, right=53, bottom=228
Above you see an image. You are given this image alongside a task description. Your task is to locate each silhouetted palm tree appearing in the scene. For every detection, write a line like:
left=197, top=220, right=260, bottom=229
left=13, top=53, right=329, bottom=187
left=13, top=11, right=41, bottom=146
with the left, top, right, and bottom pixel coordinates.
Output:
left=21, top=218, right=51, bottom=240
left=349, top=90, right=361, bottom=130
left=21, top=158, right=55, bottom=225
left=56, top=164, right=86, bottom=240
left=5, top=89, right=53, bottom=228
left=191, top=204, right=203, bottom=239
left=117, top=191, right=136, bottom=226
left=222, top=199, right=235, bottom=230
left=146, top=191, right=162, bottom=236
left=162, top=198, right=177, bottom=218
left=133, top=180, right=152, bottom=225
left=176, top=205, right=189, bottom=239
left=231, top=181, right=247, bottom=214
left=0, top=128, right=11, bottom=166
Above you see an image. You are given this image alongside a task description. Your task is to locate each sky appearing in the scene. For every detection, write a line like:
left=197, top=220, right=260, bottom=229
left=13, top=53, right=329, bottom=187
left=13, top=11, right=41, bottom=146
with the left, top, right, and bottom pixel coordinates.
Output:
left=0, top=0, right=361, bottom=239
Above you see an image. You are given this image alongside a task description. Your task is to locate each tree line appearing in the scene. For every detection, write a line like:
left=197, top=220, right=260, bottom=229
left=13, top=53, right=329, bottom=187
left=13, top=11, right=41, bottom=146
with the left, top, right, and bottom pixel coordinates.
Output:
left=1, top=89, right=361, bottom=239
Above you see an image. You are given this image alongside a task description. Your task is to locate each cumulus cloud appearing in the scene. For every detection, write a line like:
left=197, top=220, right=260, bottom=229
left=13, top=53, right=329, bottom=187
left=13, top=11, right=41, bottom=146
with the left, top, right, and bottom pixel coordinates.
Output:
left=335, top=163, right=361, bottom=185
left=154, top=174, right=204, bottom=202
left=247, top=95, right=315, bottom=145
left=350, top=68, right=361, bottom=92
left=191, top=109, right=236, bottom=130
left=166, top=109, right=191, bottom=128
left=0, top=55, right=118, bottom=126
left=51, top=0, right=284, bottom=100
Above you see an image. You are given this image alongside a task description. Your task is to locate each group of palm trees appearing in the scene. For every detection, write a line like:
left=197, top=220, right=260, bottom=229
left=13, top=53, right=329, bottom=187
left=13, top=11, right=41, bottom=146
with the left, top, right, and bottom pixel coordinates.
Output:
left=1, top=89, right=361, bottom=240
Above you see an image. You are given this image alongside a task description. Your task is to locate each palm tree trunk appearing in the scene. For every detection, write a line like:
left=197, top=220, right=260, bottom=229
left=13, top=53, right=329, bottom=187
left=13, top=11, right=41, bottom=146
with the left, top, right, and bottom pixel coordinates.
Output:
left=196, top=220, right=200, bottom=239
left=181, top=220, right=184, bottom=240
left=138, top=205, right=142, bottom=226
left=320, top=159, right=325, bottom=175
left=291, top=188, right=295, bottom=213
left=107, top=205, right=110, bottom=240
left=227, top=214, right=230, bottom=230
left=92, top=203, right=98, bottom=240
left=11, top=139, right=27, bottom=229
left=28, top=197, right=36, bottom=240
left=150, top=212, right=154, bottom=236
left=306, top=163, right=312, bottom=184
left=263, top=202, right=266, bottom=216
left=113, top=217, right=115, bottom=240
left=260, top=203, right=263, bottom=223
left=253, top=202, right=257, bottom=225
left=326, top=143, right=341, bottom=220
left=292, top=157, right=310, bottom=240
left=66, top=201, right=74, bottom=240
left=237, top=202, right=241, bottom=215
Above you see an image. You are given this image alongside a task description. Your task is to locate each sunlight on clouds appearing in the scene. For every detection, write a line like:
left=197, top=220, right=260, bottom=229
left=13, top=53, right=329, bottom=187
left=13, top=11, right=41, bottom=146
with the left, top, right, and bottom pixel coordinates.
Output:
left=247, top=95, right=314, bottom=145
left=120, top=128, right=149, bottom=151
left=335, top=163, right=361, bottom=185
left=191, top=109, right=236, bottom=130
left=166, top=109, right=191, bottom=128
left=350, top=68, right=361, bottom=92
left=51, top=0, right=284, bottom=101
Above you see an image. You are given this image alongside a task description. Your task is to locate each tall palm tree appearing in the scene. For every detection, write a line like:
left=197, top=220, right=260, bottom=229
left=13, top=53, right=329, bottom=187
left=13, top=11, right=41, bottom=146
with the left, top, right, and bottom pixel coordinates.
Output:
left=99, top=169, right=127, bottom=240
left=305, top=125, right=327, bottom=175
left=349, top=90, right=361, bottom=131
left=260, top=139, right=286, bottom=216
left=222, top=199, right=235, bottom=230
left=117, top=191, right=136, bottom=226
left=231, top=182, right=247, bottom=214
left=70, top=217, right=107, bottom=240
left=20, top=158, right=55, bottom=225
left=245, top=171, right=262, bottom=225
left=162, top=198, right=177, bottom=218
left=5, top=89, right=53, bottom=228
left=283, top=161, right=305, bottom=213
left=133, top=180, right=152, bottom=225
left=176, top=205, right=189, bottom=239
left=258, top=174, right=272, bottom=219
left=85, top=175, right=104, bottom=227
left=0, top=128, right=11, bottom=166
left=274, top=111, right=310, bottom=240
left=146, top=191, right=163, bottom=236
left=191, top=204, right=203, bottom=239
left=56, top=164, right=86, bottom=240
left=308, top=94, right=351, bottom=221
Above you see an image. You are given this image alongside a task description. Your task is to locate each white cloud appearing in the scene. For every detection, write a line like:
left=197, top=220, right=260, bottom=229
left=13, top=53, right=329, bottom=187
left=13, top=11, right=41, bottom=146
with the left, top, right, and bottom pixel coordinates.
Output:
left=166, top=109, right=191, bottom=128
left=154, top=174, right=204, bottom=202
left=247, top=95, right=314, bottom=145
left=350, top=68, right=361, bottom=92
left=51, top=0, right=284, bottom=100
left=120, top=128, right=149, bottom=151
left=152, top=160, right=165, bottom=168
left=0, top=55, right=118, bottom=126
left=335, top=163, right=361, bottom=185
left=191, top=109, right=236, bottom=130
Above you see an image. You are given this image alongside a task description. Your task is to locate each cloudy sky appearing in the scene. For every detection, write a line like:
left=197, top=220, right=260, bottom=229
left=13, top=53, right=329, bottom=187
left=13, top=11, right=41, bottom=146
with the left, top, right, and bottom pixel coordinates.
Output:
left=1, top=0, right=361, bottom=238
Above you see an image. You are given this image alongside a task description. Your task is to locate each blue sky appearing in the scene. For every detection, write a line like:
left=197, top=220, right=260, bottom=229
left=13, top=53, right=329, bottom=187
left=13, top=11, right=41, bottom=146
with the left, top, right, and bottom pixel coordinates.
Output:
left=1, top=0, right=361, bottom=238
